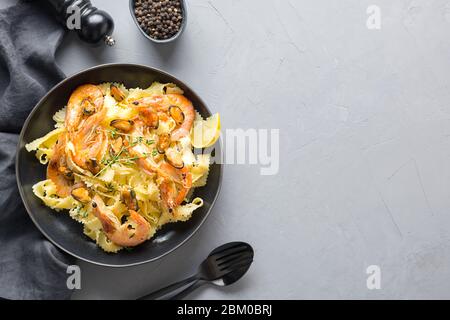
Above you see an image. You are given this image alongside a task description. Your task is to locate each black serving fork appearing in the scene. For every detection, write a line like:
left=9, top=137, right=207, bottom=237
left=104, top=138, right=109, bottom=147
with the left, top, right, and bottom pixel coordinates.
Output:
left=138, top=241, right=254, bottom=300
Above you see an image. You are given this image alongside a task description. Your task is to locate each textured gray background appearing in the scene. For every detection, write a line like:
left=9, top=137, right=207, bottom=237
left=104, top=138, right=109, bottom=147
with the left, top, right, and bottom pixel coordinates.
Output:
left=9, top=0, right=450, bottom=299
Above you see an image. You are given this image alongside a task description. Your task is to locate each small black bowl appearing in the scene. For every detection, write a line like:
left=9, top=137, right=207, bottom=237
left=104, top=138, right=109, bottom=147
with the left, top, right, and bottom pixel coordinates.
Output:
left=129, top=0, right=187, bottom=43
left=16, top=63, right=222, bottom=267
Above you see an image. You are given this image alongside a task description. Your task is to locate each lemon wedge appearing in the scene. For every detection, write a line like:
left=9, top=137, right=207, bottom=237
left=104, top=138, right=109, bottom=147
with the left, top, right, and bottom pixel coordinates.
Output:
left=191, top=113, right=221, bottom=148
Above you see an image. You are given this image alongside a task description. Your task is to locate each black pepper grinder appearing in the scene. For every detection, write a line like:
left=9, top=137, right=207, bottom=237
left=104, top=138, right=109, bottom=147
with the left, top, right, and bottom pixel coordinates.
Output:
left=44, top=0, right=115, bottom=46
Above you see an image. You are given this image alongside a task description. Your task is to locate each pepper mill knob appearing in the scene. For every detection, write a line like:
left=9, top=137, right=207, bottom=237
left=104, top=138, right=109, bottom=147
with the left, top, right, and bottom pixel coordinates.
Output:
left=78, top=7, right=115, bottom=45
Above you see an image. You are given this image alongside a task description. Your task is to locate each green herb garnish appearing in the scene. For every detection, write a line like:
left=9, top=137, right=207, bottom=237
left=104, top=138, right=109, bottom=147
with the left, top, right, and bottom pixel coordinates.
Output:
left=94, top=146, right=125, bottom=177
left=105, top=182, right=116, bottom=193
left=109, top=128, right=118, bottom=139
left=130, top=136, right=144, bottom=147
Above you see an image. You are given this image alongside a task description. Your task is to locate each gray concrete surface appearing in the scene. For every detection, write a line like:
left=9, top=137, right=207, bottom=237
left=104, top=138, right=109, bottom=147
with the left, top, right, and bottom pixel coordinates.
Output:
left=12, top=0, right=450, bottom=299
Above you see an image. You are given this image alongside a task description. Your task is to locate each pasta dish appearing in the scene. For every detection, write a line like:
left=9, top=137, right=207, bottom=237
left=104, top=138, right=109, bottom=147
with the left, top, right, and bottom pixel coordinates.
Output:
left=26, top=82, right=218, bottom=253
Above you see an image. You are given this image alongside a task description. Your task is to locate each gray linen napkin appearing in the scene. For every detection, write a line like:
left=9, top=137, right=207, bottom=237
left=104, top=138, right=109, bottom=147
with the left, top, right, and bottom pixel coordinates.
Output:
left=0, top=1, right=76, bottom=299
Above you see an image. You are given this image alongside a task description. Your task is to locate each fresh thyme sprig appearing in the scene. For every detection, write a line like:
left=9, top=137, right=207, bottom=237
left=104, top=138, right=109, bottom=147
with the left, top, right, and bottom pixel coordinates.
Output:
left=118, top=152, right=157, bottom=164
left=129, top=136, right=144, bottom=147
left=94, top=146, right=125, bottom=177
left=104, top=182, right=116, bottom=193
left=104, top=129, right=155, bottom=146
left=109, top=128, right=118, bottom=139
left=97, top=129, right=159, bottom=170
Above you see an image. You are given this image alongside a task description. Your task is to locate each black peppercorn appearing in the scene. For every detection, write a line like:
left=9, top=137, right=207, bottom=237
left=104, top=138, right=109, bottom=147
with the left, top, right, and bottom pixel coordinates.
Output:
left=134, top=0, right=183, bottom=40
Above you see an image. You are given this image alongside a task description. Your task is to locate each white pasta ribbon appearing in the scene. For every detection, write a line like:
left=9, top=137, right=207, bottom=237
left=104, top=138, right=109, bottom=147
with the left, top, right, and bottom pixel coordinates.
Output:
left=53, top=107, right=67, bottom=127
left=32, top=180, right=76, bottom=211
left=192, top=154, right=211, bottom=187
left=28, top=124, right=66, bottom=166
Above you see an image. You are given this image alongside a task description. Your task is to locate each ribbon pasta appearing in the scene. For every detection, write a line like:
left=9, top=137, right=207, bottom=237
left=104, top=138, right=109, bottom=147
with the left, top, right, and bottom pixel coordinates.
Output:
left=26, top=82, right=213, bottom=253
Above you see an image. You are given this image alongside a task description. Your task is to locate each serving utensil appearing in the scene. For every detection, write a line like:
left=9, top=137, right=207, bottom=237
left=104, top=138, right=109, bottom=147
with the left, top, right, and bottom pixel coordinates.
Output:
left=139, top=242, right=254, bottom=300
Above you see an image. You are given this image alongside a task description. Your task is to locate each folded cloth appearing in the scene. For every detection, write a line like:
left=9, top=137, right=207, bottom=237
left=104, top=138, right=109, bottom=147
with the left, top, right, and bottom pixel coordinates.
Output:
left=0, top=1, right=75, bottom=299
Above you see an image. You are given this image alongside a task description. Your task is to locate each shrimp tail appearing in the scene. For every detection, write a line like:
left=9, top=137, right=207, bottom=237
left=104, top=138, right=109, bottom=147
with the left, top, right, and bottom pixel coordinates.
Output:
left=91, top=195, right=152, bottom=247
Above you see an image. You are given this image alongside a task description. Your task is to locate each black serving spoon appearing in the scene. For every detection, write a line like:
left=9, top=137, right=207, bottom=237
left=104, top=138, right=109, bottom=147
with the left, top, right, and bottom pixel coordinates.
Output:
left=139, top=242, right=254, bottom=300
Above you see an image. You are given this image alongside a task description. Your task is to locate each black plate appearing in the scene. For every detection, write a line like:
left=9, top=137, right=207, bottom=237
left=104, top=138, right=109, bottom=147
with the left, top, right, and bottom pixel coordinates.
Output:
left=16, top=64, right=222, bottom=267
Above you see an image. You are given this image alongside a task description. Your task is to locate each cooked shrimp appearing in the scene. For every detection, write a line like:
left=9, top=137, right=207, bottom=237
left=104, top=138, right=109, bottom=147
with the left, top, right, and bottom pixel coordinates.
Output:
left=159, top=162, right=192, bottom=210
left=166, top=94, right=195, bottom=141
left=129, top=96, right=164, bottom=109
left=160, top=179, right=190, bottom=211
left=127, top=124, right=191, bottom=208
left=70, top=108, right=109, bottom=173
left=138, top=108, right=159, bottom=128
left=47, top=133, right=73, bottom=197
left=91, top=195, right=152, bottom=247
left=130, top=143, right=159, bottom=175
left=126, top=120, right=160, bottom=175
left=130, top=94, right=194, bottom=141
left=65, top=84, right=104, bottom=133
